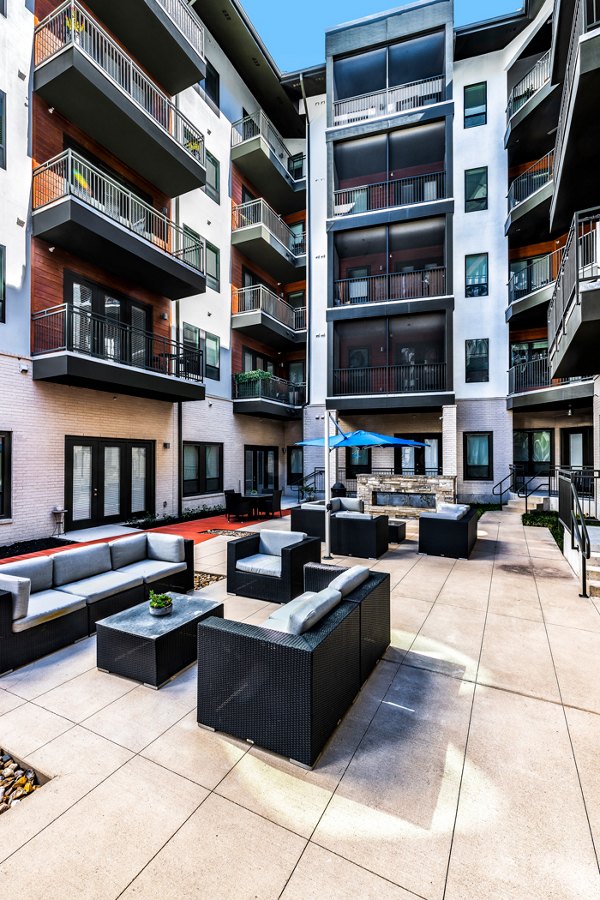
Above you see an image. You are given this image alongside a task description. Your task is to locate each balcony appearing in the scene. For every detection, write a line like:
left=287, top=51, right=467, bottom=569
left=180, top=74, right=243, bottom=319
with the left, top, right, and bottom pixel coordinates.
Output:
left=333, top=172, right=446, bottom=219
left=505, top=151, right=554, bottom=242
left=330, top=363, right=452, bottom=413
left=231, top=286, right=306, bottom=349
left=32, top=304, right=205, bottom=402
left=548, top=208, right=600, bottom=378
left=507, top=357, right=594, bottom=410
left=232, top=374, right=305, bottom=420
left=82, top=0, right=205, bottom=93
left=505, top=52, right=558, bottom=159
left=332, top=75, right=445, bottom=129
left=231, top=199, right=306, bottom=283
left=32, top=151, right=206, bottom=300
left=551, top=0, right=600, bottom=228
left=506, top=247, right=563, bottom=322
left=34, top=2, right=206, bottom=197
left=333, top=268, right=447, bottom=308
left=231, top=111, right=306, bottom=214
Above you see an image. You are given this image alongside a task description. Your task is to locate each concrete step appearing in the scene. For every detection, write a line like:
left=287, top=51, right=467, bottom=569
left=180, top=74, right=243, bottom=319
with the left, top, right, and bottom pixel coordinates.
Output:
left=587, top=580, right=600, bottom=599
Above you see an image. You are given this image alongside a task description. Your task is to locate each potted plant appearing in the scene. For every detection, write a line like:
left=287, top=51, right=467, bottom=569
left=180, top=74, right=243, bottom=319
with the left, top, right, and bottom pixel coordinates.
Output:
left=148, top=590, right=173, bottom=617
left=65, top=14, right=85, bottom=44
left=185, top=139, right=202, bottom=157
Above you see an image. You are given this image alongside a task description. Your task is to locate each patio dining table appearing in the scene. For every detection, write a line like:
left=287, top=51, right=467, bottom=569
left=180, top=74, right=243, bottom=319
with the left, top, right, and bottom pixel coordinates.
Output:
left=241, top=493, right=273, bottom=517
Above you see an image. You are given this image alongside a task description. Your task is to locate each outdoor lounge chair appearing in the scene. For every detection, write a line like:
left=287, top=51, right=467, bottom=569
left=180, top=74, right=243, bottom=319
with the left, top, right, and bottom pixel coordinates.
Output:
left=418, top=503, right=478, bottom=559
left=227, top=529, right=321, bottom=603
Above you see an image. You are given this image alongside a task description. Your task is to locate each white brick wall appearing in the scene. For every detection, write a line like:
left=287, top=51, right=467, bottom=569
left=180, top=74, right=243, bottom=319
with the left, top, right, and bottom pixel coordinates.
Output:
left=456, top=398, right=512, bottom=502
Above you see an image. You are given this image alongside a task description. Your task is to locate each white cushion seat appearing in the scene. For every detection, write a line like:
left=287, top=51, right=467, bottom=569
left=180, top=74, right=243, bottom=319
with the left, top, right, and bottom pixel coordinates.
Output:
left=12, top=589, right=86, bottom=633
left=258, top=530, right=307, bottom=557
left=421, top=503, right=470, bottom=521
left=116, top=559, right=187, bottom=584
left=328, top=565, right=369, bottom=597
left=236, top=553, right=282, bottom=578
left=334, top=511, right=373, bottom=520
left=264, top=587, right=342, bottom=635
left=60, top=570, right=143, bottom=604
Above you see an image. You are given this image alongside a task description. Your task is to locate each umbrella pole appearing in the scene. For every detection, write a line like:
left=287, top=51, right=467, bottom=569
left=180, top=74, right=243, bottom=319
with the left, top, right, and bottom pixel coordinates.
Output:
left=324, top=412, right=333, bottom=559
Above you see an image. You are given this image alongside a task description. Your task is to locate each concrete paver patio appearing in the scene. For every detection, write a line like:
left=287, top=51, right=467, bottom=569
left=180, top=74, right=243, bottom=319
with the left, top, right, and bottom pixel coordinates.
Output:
left=1, top=510, right=599, bottom=898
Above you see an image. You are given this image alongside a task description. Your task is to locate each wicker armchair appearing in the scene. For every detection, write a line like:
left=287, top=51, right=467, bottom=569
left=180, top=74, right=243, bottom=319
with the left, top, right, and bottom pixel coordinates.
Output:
left=227, top=531, right=321, bottom=603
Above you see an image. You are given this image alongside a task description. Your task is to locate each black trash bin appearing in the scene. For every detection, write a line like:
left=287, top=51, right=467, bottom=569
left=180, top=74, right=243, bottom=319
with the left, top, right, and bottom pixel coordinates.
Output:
left=331, top=482, right=347, bottom=498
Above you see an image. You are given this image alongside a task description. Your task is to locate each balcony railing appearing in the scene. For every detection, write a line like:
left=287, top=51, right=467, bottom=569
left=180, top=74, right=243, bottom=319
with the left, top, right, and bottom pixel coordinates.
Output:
left=332, top=363, right=447, bottom=396
left=32, top=304, right=203, bottom=382
left=32, top=149, right=206, bottom=273
left=232, top=199, right=306, bottom=257
left=334, top=267, right=447, bottom=306
left=508, top=151, right=554, bottom=210
left=333, top=74, right=445, bottom=127
left=549, top=207, right=600, bottom=354
left=233, top=374, right=306, bottom=406
left=34, top=1, right=205, bottom=166
left=232, top=285, right=307, bottom=331
left=506, top=50, right=551, bottom=121
left=231, top=110, right=305, bottom=181
left=333, top=172, right=446, bottom=217
left=157, top=0, right=204, bottom=57
left=509, top=357, right=593, bottom=393
left=508, top=246, right=563, bottom=305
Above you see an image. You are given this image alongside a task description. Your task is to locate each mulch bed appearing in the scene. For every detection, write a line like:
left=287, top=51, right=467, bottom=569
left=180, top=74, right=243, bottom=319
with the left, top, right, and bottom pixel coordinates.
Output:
left=0, top=538, right=75, bottom=561
left=194, top=571, right=226, bottom=590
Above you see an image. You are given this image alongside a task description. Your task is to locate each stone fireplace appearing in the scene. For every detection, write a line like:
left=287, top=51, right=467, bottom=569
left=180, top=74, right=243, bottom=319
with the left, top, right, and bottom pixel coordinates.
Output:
left=357, top=474, right=457, bottom=519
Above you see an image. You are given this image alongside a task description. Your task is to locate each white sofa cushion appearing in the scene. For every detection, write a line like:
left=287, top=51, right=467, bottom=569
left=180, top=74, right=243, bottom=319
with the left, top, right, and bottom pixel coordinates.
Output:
left=147, top=533, right=185, bottom=563
left=264, top=587, right=342, bottom=635
left=422, top=503, right=470, bottom=521
left=236, top=553, right=282, bottom=578
left=61, top=570, right=143, bottom=604
left=328, top=565, right=369, bottom=597
left=334, top=511, right=373, bottom=520
left=0, top=574, right=30, bottom=621
left=300, top=503, right=324, bottom=511
left=53, top=544, right=112, bottom=587
left=0, top=556, right=53, bottom=594
left=329, top=498, right=342, bottom=513
left=109, top=534, right=148, bottom=570
left=258, top=531, right=306, bottom=557
left=116, top=559, right=187, bottom=584
left=340, top=498, right=364, bottom=513
left=12, top=589, right=86, bottom=633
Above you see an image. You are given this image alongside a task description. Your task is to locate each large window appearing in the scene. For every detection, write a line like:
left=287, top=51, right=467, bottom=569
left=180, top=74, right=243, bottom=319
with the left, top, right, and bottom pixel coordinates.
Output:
left=465, top=253, right=489, bottom=297
left=465, top=167, right=488, bottom=212
left=0, top=432, right=11, bottom=518
left=465, top=338, right=489, bottom=383
left=464, top=432, right=493, bottom=481
left=182, top=224, right=203, bottom=272
left=0, top=245, right=5, bottom=323
left=204, top=151, right=220, bottom=204
left=206, top=242, right=220, bottom=292
left=0, top=91, right=5, bottom=169
left=183, top=323, right=220, bottom=380
left=513, top=429, right=553, bottom=476
left=183, top=442, right=223, bottom=496
left=464, top=82, right=487, bottom=128
left=199, top=61, right=220, bottom=110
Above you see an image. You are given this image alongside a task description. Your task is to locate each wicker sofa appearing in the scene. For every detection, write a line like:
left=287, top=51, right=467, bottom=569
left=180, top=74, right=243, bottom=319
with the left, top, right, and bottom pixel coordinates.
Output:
left=418, top=504, right=478, bottom=559
left=291, top=500, right=389, bottom=559
left=227, top=530, right=321, bottom=603
left=197, top=563, right=390, bottom=767
left=0, top=533, right=194, bottom=674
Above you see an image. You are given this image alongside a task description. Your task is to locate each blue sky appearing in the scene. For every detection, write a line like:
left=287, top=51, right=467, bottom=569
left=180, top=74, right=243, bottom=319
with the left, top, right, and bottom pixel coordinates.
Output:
left=240, top=0, right=525, bottom=72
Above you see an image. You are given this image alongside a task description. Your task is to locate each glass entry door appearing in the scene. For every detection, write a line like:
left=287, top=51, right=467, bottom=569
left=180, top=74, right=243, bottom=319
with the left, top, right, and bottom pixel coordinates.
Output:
left=65, top=437, right=153, bottom=530
left=244, top=446, right=278, bottom=494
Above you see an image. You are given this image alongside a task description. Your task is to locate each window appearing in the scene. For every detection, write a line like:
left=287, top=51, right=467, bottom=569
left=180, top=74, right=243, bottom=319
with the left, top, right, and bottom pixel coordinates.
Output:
left=465, top=167, right=488, bottom=212
left=465, top=253, right=489, bottom=297
left=183, top=442, right=223, bottom=496
left=346, top=447, right=371, bottom=479
left=394, top=434, right=441, bottom=476
left=204, top=151, right=220, bottom=203
left=464, top=82, right=487, bottom=128
left=183, top=323, right=220, bottom=380
left=0, top=245, right=5, bottom=323
left=243, top=347, right=274, bottom=374
left=0, top=432, right=11, bottom=518
left=0, top=1, right=6, bottom=16
left=465, top=338, right=489, bottom=383
left=0, top=91, right=5, bottom=169
left=514, top=430, right=553, bottom=476
left=199, top=61, right=220, bottom=110
left=464, top=432, right=493, bottom=480
left=205, top=242, right=220, bottom=292
left=182, top=225, right=203, bottom=273
left=204, top=332, right=220, bottom=381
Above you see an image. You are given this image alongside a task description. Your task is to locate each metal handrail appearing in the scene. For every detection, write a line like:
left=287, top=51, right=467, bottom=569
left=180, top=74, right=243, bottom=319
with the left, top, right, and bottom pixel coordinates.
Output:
left=554, top=0, right=596, bottom=173
left=492, top=464, right=524, bottom=505
left=333, top=74, right=444, bottom=127
left=232, top=198, right=306, bottom=257
left=506, top=50, right=551, bottom=120
left=32, top=303, right=203, bottom=382
left=295, top=468, right=325, bottom=502
left=34, top=1, right=205, bottom=166
left=232, top=373, right=306, bottom=406
left=32, top=149, right=206, bottom=272
left=231, top=109, right=305, bottom=181
left=334, top=267, right=446, bottom=306
left=507, top=150, right=554, bottom=210
left=508, top=356, right=593, bottom=393
left=157, top=0, right=204, bottom=57
left=232, top=285, right=306, bottom=331
left=517, top=472, right=550, bottom=513
left=559, top=467, right=594, bottom=597
left=508, top=246, right=563, bottom=304
left=333, top=171, right=446, bottom=216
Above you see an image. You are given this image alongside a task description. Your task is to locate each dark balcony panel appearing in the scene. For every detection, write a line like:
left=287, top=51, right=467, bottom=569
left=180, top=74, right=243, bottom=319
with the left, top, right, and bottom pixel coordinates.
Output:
left=506, top=246, right=563, bottom=322
left=83, top=0, right=206, bottom=94
left=327, top=393, right=454, bottom=414
left=232, top=199, right=306, bottom=283
left=505, top=152, right=555, bottom=244
left=232, top=375, right=305, bottom=420
left=507, top=356, right=594, bottom=410
left=231, top=287, right=306, bottom=349
left=505, top=51, right=560, bottom=163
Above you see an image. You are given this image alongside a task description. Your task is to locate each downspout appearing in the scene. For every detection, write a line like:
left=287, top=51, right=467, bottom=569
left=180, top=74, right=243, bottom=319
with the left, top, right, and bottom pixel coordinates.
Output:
left=299, top=74, right=311, bottom=469
left=174, top=95, right=183, bottom=518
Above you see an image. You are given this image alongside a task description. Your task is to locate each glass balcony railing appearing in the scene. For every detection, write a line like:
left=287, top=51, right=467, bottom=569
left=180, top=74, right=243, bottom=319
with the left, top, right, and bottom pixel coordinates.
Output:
left=232, top=285, right=306, bottom=331
left=506, top=50, right=551, bottom=121
left=333, top=74, right=444, bottom=127
left=231, top=110, right=305, bottom=181
left=232, top=199, right=306, bottom=257
left=507, top=151, right=554, bottom=211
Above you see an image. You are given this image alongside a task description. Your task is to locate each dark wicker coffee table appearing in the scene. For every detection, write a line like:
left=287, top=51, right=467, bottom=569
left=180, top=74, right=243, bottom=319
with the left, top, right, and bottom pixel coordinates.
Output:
left=96, top=592, right=224, bottom=688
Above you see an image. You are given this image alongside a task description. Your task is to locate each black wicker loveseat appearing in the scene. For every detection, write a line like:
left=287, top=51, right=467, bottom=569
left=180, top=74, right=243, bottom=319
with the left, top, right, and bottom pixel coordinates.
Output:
left=418, top=504, right=478, bottom=559
left=197, top=563, right=390, bottom=767
left=291, top=501, right=389, bottom=558
left=227, top=529, right=321, bottom=603
left=0, top=533, right=194, bottom=674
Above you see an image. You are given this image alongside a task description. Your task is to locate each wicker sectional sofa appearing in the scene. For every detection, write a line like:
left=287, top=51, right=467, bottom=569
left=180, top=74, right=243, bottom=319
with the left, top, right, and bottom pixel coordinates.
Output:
left=0, top=533, right=194, bottom=674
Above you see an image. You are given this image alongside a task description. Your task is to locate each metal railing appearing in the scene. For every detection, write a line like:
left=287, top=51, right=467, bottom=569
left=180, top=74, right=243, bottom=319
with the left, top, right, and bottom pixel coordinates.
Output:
left=231, top=110, right=305, bottom=181
left=558, top=467, right=600, bottom=597
left=232, top=374, right=306, bottom=406
left=34, top=1, right=205, bottom=166
left=332, top=363, right=447, bottom=396
left=333, top=171, right=446, bottom=216
left=232, top=285, right=306, bottom=331
left=295, top=468, right=325, bottom=501
left=548, top=207, right=600, bottom=358
left=508, top=246, right=563, bottom=304
left=333, top=267, right=446, bottom=306
left=507, top=150, right=554, bottom=210
left=157, top=0, right=204, bottom=57
left=232, top=198, right=306, bottom=256
left=32, top=304, right=203, bottom=381
left=508, top=357, right=593, bottom=394
left=333, top=74, right=444, bottom=127
left=506, top=50, right=551, bottom=120
left=32, top=149, right=206, bottom=272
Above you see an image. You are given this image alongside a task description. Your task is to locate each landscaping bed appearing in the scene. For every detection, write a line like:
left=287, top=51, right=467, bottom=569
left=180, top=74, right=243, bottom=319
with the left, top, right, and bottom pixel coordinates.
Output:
left=0, top=537, right=74, bottom=560
left=0, top=750, right=42, bottom=814
left=522, top=510, right=564, bottom=551
left=125, top=505, right=225, bottom=530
